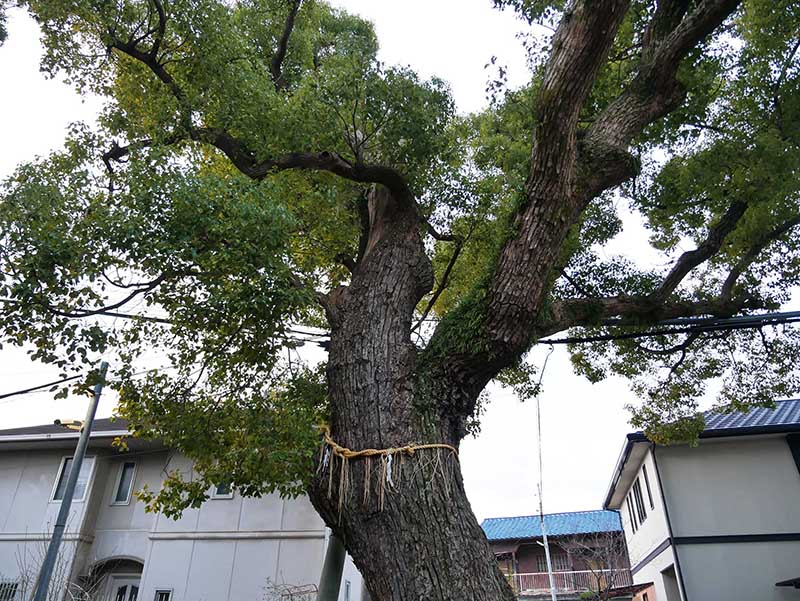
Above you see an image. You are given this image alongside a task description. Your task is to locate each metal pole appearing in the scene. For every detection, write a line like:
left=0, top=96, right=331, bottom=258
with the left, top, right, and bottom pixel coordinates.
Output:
left=32, top=362, right=108, bottom=601
left=539, top=487, right=558, bottom=601
left=317, top=532, right=346, bottom=601
left=534, top=348, right=557, bottom=601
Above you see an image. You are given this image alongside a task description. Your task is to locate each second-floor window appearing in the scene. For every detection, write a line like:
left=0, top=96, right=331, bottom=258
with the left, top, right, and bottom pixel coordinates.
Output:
left=212, top=481, right=234, bottom=499
left=113, top=461, right=137, bottom=505
left=52, top=456, right=95, bottom=502
left=626, top=494, right=638, bottom=533
left=633, top=477, right=648, bottom=525
left=537, top=553, right=570, bottom=572
left=642, top=464, right=655, bottom=509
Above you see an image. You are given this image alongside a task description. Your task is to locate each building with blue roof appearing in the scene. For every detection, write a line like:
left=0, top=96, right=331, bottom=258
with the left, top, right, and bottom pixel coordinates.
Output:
left=603, top=398, right=800, bottom=601
left=480, top=509, right=632, bottom=598
left=482, top=509, right=622, bottom=541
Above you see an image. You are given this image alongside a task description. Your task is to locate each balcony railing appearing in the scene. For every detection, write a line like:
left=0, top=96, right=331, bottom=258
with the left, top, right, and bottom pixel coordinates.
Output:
left=510, top=569, right=633, bottom=595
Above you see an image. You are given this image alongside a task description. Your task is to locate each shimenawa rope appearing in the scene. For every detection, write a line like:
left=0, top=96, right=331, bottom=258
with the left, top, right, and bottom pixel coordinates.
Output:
left=317, top=425, right=459, bottom=517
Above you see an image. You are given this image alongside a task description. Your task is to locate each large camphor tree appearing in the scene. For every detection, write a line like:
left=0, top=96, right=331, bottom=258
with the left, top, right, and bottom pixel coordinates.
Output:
left=2, top=0, right=799, bottom=599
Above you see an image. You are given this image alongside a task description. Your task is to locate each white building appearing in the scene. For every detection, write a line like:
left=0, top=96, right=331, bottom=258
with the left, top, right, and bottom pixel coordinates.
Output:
left=0, top=419, right=364, bottom=601
left=603, top=399, right=800, bottom=601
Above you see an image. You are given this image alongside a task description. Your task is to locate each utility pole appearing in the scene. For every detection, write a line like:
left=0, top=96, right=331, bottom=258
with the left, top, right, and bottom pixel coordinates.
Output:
left=32, top=362, right=109, bottom=601
left=534, top=348, right=557, bottom=601
left=317, top=531, right=346, bottom=601
left=538, top=484, right=558, bottom=601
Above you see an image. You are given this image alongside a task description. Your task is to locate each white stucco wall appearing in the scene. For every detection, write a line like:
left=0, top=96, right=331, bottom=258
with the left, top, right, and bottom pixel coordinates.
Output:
left=654, top=435, right=800, bottom=601
left=630, top=543, right=681, bottom=601
left=613, top=447, right=686, bottom=600
left=677, top=541, right=800, bottom=601
left=618, top=449, right=671, bottom=569
left=0, top=442, right=362, bottom=601
left=656, top=436, right=800, bottom=537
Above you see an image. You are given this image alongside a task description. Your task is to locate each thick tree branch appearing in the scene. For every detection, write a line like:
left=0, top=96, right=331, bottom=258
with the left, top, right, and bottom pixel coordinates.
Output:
left=721, top=213, right=800, bottom=299
left=270, top=0, right=302, bottom=90
left=579, top=0, right=742, bottom=198
left=483, top=0, right=630, bottom=350
left=542, top=292, right=765, bottom=338
left=650, top=199, right=748, bottom=302
left=107, top=24, right=413, bottom=201
left=423, top=1, right=632, bottom=435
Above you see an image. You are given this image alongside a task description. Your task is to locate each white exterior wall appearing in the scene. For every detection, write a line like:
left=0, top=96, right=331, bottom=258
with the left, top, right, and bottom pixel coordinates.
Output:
left=0, top=444, right=362, bottom=601
left=0, top=449, right=97, bottom=592
left=619, top=450, right=670, bottom=568
left=677, top=541, right=800, bottom=601
left=614, top=448, right=683, bottom=601
left=628, top=544, right=679, bottom=601
left=655, top=435, right=800, bottom=601
left=656, top=436, right=800, bottom=536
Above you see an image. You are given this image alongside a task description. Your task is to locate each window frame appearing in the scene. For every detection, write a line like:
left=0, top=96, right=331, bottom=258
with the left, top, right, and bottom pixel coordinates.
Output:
left=50, top=455, right=96, bottom=503
left=111, top=461, right=138, bottom=506
left=626, top=494, right=638, bottom=533
left=210, top=482, right=234, bottom=500
left=642, top=464, right=655, bottom=510
left=153, top=589, right=172, bottom=601
left=0, top=580, right=19, bottom=601
left=633, top=477, right=648, bottom=524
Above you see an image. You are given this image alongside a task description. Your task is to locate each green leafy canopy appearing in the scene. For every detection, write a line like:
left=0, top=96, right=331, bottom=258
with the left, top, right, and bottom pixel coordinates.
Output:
left=1, top=0, right=800, bottom=513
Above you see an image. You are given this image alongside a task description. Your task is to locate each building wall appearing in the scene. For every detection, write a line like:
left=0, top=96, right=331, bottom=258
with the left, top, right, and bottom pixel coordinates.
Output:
left=628, top=543, right=680, bottom=601
left=0, top=444, right=361, bottom=601
left=614, top=447, right=682, bottom=601
left=656, top=436, right=800, bottom=537
left=676, top=541, right=800, bottom=601
left=654, top=435, right=800, bottom=601
left=0, top=449, right=97, bottom=596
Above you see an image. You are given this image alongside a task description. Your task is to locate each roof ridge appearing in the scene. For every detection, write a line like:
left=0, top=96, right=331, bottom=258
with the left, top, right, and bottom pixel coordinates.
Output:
left=482, top=508, right=616, bottom=521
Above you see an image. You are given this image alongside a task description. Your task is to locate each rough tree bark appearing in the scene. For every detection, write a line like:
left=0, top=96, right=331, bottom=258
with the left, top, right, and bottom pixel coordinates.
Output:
left=308, top=184, right=515, bottom=600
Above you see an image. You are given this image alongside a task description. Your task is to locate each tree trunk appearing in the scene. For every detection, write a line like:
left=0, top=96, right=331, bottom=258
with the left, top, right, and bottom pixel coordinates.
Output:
left=308, top=186, right=515, bottom=601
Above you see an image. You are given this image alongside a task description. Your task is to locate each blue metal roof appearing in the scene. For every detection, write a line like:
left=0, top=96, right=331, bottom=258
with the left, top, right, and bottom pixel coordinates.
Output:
left=703, top=399, right=800, bottom=431
left=481, top=510, right=621, bottom=541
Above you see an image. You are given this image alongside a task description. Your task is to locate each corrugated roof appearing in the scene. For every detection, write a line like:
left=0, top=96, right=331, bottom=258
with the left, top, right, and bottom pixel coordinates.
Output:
left=704, top=399, right=800, bottom=431
left=481, top=509, right=621, bottom=541
left=0, top=418, right=128, bottom=437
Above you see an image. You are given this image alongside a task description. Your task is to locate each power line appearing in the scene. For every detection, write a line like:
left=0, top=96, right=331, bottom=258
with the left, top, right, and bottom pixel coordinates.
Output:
left=0, top=374, right=83, bottom=401
left=537, top=310, right=800, bottom=345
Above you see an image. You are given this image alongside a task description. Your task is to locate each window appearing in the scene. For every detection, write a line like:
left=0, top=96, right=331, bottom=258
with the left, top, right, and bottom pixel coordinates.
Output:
left=52, top=456, right=95, bottom=502
left=633, top=478, right=647, bottom=524
left=642, top=464, right=655, bottom=510
left=642, top=594, right=649, bottom=601
left=626, top=494, right=638, bottom=533
left=0, top=581, right=18, bottom=601
left=344, top=580, right=351, bottom=601
left=154, top=590, right=172, bottom=601
left=113, top=461, right=137, bottom=505
left=536, top=553, right=570, bottom=572
left=211, top=481, right=233, bottom=499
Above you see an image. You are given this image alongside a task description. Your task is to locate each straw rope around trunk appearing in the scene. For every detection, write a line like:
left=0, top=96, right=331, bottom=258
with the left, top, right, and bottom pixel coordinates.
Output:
left=317, top=425, right=459, bottom=520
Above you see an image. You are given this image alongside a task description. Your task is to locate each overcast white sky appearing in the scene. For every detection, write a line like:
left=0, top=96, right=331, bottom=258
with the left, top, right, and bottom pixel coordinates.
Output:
left=0, top=2, right=664, bottom=523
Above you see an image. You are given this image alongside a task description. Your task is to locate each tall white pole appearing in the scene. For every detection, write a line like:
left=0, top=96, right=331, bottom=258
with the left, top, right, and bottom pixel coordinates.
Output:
left=534, top=348, right=557, bottom=601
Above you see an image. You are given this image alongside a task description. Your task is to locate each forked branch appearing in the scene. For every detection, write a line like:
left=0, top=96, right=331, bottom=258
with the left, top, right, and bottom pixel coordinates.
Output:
left=270, top=0, right=303, bottom=90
